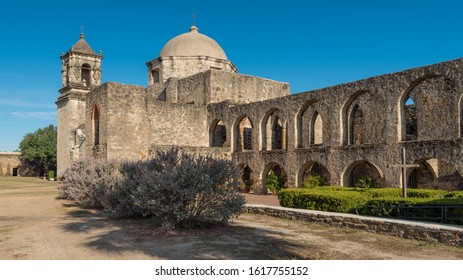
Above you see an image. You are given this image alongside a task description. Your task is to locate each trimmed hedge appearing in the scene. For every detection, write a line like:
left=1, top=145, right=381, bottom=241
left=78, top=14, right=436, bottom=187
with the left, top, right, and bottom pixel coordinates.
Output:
left=279, top=188, right=367, bottom=213
left=444, top=191, right=463, bottom=199
left=278, top=187, right=463, bottom=215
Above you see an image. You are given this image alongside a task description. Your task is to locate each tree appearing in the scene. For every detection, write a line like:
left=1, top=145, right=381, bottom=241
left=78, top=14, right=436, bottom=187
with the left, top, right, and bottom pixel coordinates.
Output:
left=19, top=125, right=57, bottom=176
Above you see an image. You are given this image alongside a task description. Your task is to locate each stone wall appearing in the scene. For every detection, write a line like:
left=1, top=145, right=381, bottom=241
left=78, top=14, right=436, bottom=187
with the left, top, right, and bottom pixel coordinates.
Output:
left=245, top=205, right=463, bottom=247
left=147, top=102, right=208, bottom=148
left=208, top=70, right=290, bottom=104
left=85, top=82, right=210, bottom=162
left=147, top=70, right=290, bottom=105
left=208, top=58, right=463, bottom=192
left=0, top=152, right=21, bottom=176
left=86, top=82, right=149, bottom=161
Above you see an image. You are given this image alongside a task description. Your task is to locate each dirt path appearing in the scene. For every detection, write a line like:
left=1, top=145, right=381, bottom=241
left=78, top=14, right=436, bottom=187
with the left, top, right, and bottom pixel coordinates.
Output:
left=1, top=177, right=463, bottom=259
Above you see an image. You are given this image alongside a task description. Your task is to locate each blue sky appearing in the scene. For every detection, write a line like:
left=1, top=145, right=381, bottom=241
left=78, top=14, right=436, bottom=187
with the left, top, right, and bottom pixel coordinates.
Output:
left=0, top=0, right=462, bottom=151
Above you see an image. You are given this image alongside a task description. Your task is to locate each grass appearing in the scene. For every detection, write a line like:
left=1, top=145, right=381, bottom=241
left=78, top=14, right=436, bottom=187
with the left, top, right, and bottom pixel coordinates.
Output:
left=0, top=176, right=58, bottom=189
left=0, top=176, right=58, bottom=197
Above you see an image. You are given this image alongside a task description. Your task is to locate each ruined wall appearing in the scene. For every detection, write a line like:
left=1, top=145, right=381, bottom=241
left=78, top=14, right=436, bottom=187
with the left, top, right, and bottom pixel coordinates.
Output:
left=207, top=58, right=463, bottom=192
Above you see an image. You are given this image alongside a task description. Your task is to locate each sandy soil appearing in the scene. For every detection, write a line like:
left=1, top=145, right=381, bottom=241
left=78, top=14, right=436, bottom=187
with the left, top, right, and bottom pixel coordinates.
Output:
left=1, top=177, right=463, bottom=260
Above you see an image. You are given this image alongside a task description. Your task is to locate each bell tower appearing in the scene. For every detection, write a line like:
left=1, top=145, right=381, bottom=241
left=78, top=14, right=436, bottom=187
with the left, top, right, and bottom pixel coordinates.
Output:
left=56, top=33, right=103, bottom=177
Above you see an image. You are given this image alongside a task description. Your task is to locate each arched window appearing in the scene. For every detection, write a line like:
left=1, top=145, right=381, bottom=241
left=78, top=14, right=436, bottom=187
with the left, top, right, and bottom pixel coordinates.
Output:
left=151, top=68, right=160, bottom=84
left=295, top=100, right=317, bottom=148
left=349, top=104, right=363, bottom=145
left=310, top=112, right=323, bottom=145
left=81, top=64, right=91, bottom=88
left=263, top=162, right=287, bottom=193
left=235, top=116, right=253, bottom=152
left=298, top=161, right=330, bottom=187
left=405, top=97, right=417, bottom=141
left=210, top=120, right=227, bottom=147
left=261, top=109, right=286, bottom=151
left=271, top=116, right=283, bottom=150
left=341, top=91, right=366, bottom=145
left=406, top=158, right=463, bottom=190
left=238, top=164, right=253, bottom=193
left=344, top=161, right=382, bottom=187
left=92, top=105, right=100, bottom=146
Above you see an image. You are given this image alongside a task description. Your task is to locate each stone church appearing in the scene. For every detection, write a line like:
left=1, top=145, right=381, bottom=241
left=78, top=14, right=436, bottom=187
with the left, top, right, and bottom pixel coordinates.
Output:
left=57, top=26, right=463, bottom=192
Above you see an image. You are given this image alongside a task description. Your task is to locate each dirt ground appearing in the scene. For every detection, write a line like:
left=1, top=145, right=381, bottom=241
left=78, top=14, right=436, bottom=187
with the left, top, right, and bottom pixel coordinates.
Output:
left=1, top=177, right=463, bottom=260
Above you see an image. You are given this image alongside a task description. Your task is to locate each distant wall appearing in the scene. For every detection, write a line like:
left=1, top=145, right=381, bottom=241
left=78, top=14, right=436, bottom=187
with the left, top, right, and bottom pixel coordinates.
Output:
left=0, top=152, right=21, bottom=176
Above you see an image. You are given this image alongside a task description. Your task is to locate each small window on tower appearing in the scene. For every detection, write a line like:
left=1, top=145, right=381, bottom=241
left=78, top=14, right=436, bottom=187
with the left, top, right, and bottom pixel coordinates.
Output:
left=151, top=68, right=160, bottom=83
left=81, top=64, right=91, bottom=88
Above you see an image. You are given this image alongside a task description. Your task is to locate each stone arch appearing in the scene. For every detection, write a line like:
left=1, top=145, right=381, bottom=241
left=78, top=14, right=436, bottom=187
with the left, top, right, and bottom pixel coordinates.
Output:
left=342, top=160, right=384, bottom=187
left=340, top=91, right=367, bottom=145
left=233, top=116, right=253, bottom=152
left=262, top=162, right=287, bottom=192
left=408, top=158, right=463, bottom=191
left=92, top=103, right=100, bottom=146
left=261, top=108, right=286, bottom=151
left=404, top=97, right=417, bottom=140
left=295, top=100, right=317, bottom=148
left=297, top=161, right=330, bottom=187
left=209, top=119, right=227, bottom=147
left=397, top=75, right=440, bottom=142
left=310, top=111, right=323, bottom=145
left=81, top=63, right=91, bottom=88
left=237, top=163, right=254, bottom=193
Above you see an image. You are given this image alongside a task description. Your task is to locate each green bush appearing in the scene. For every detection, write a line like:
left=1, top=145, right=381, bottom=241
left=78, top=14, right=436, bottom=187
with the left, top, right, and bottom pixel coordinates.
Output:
left=355, top=176, right=377, bottom=189
left=367, top=188, right=402, bottom=198
left=407, top=189, right=447, bottom=199
left=366, top=188, right=447, bottom=199
left=278, top=188, right=306, bottom=208
left=444, top=191, right=463, bottom=198
left=279, top=187, right=463, bottom=217
left=303, top=175, right=328, bottom=188
left=266, top=171, right=285, bottom=194
left=279, top=188, right=367, bottom=213
left=361, top=197, right=428, bottom=216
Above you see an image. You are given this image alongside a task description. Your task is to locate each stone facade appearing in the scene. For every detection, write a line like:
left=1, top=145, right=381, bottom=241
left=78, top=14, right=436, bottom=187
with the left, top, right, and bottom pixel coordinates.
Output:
left=218, top=60, right=463, bottom=192
left=0, top=152, right=21, bottom=176
left=57, top=27, right=463, bottom=193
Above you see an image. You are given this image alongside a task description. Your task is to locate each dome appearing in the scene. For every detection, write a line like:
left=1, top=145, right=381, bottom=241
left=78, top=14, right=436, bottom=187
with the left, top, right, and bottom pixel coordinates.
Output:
left=160, top=26, right=228, bottom=60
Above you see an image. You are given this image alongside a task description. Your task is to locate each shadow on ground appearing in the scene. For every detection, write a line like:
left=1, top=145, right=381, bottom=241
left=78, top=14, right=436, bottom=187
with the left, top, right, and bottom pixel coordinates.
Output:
left=60, top=202, right=310, bottom=259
